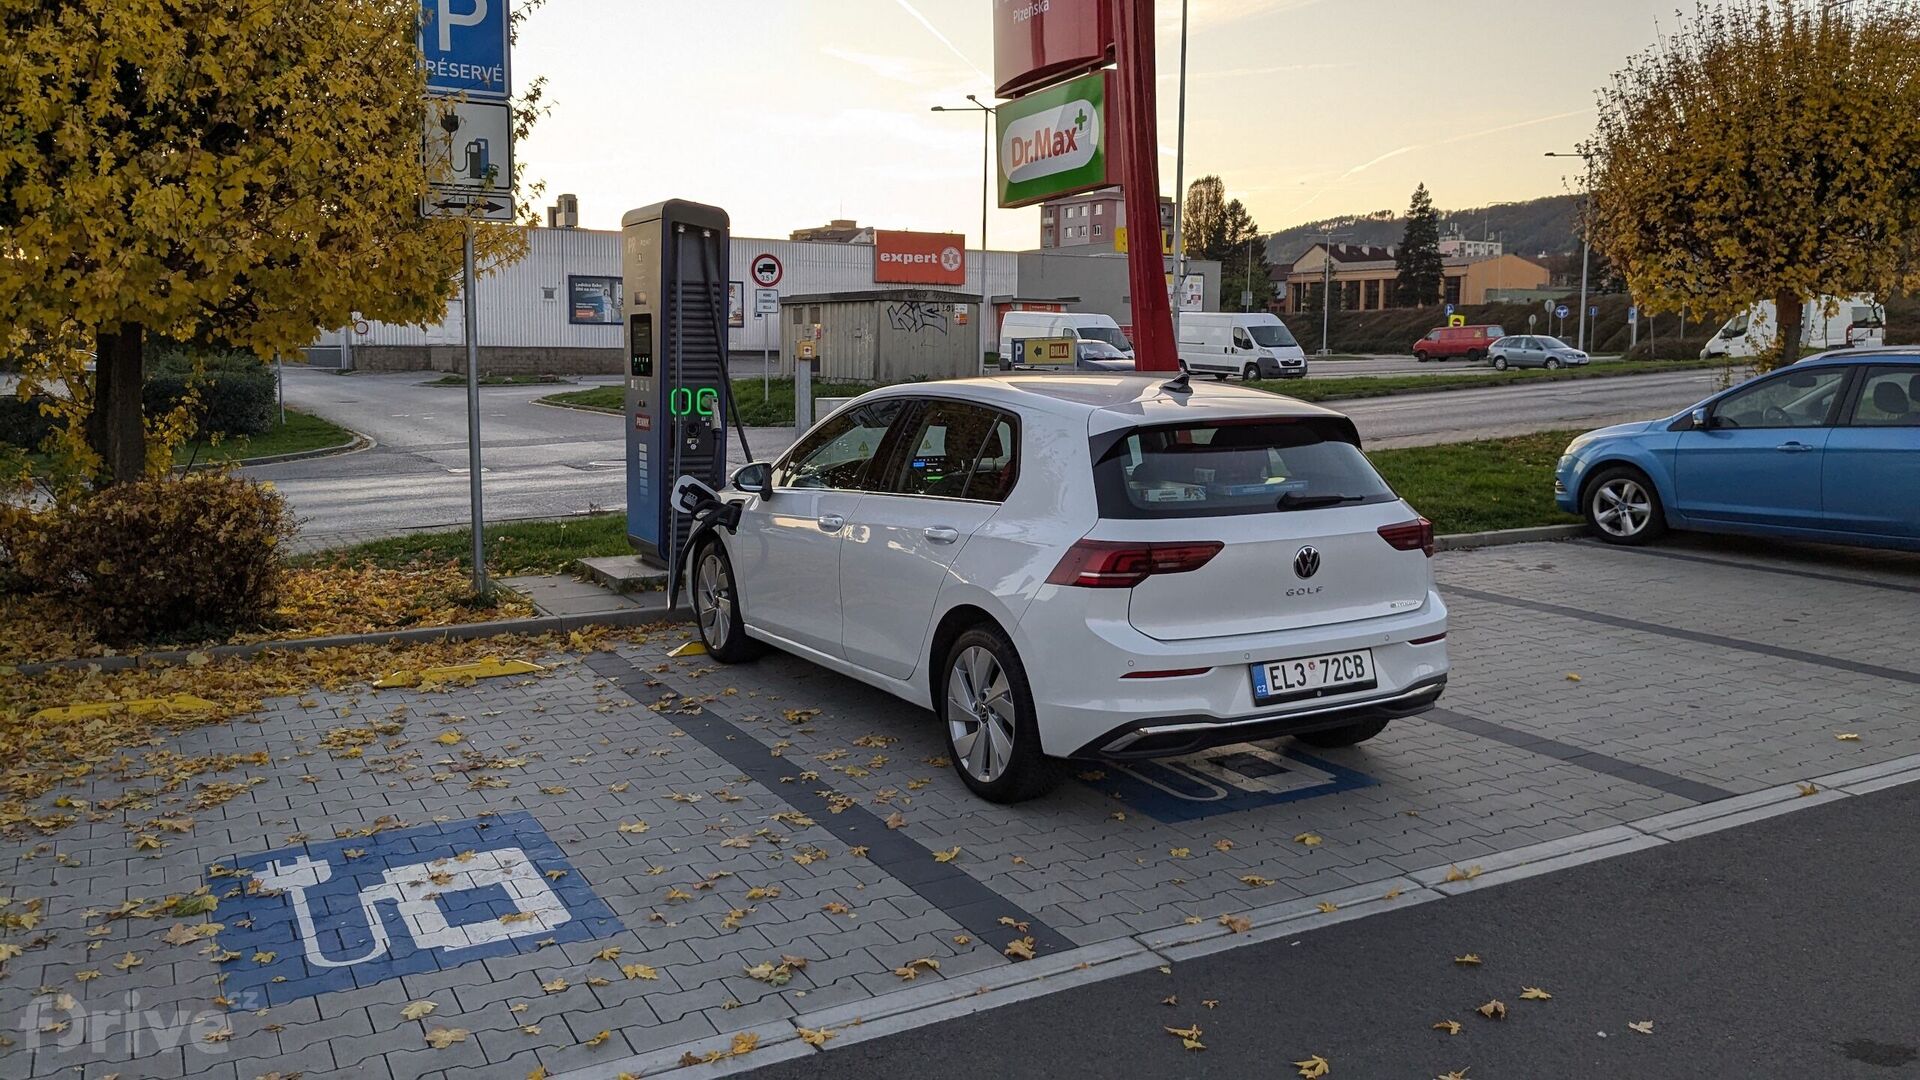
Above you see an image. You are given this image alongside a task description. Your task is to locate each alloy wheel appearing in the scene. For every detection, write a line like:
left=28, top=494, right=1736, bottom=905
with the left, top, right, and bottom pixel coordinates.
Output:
left=1592, top=477, right=1652, bottom=538
left=695, top=549, right=732, bottom=650
left=947, top=645, right=1016, bottom=783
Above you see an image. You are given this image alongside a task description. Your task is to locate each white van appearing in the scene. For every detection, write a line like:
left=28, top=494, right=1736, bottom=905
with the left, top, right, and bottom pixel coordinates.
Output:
left=998, top=312, right=1134, bottom=368
left=1177, top=312, right=1309, bottom=380
left=1702, top=294, right=1886, bottom=359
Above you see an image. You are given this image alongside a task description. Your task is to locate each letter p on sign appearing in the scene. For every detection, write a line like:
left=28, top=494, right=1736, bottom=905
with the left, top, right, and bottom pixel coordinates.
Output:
left=437, top=0, right=488, bottom=51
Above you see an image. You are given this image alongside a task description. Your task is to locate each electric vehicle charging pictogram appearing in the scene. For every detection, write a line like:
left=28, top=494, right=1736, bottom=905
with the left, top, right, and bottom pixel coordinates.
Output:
left=213, top=812, right=620, bottom=1006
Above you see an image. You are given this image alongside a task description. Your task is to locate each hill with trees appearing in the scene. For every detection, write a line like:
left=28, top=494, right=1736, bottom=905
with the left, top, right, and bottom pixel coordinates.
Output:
left=1265, top=193, right=1582, bottom=267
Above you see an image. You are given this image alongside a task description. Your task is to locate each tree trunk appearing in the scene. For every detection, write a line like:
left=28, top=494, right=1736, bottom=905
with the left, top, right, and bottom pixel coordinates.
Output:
left=90, top=323, right=146, bottom=484
left=1773, top=291, right=1804, bottom=369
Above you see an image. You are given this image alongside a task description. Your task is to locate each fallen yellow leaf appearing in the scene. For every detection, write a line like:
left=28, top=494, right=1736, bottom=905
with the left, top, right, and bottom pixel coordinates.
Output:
left=400, top=1000, right=437, bottom=1021
left=424, top=1027, right=468, bottom=1049
left=1836, top=732, right=1861, bottom=741
left=1453, top=953, right=1483, bottom=966
left=933, top=846, right=961, bottom=862
left=1315, top=901, right=1339, bottom=914
left=1432, top=1019, right=1462, bottom=1035
left=1293, top=832, right=1323, bottom=846
left=584, top=1030, right=611, bottom=1048
left=1520, top=986, right=1552, bottom=1000
left=796, top=1026, right=836, bottom=1047
left=1628, top=1020, right=1655, bottom=1035
left=1295, top=1054, right=1331, bottom=1078
left=1004, top=937, right=1036, bottom=960
left=1477, top=999, right=1507, bottom=1020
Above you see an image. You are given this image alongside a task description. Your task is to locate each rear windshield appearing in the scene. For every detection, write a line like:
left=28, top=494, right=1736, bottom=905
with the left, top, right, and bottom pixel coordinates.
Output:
left=1248, top=324, right=1298, bottom=348
left=1091, top=419, right=1397, bottom=519
left=1078, top=325, right=1133, bottom=351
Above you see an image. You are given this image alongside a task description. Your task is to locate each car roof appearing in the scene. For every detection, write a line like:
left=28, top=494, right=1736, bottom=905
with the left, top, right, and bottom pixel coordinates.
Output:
left=1794, top=347, right=1920, bottom=367
left=854, top=374, right=1352, bottom=431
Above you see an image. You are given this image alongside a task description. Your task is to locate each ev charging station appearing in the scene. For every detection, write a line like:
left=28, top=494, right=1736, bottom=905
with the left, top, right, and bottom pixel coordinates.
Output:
left=619, top=200, right=735, bottom=574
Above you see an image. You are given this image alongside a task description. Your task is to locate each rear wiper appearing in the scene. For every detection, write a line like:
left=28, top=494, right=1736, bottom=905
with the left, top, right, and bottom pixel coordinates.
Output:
left=1275, top=492, right=1366, bottom=510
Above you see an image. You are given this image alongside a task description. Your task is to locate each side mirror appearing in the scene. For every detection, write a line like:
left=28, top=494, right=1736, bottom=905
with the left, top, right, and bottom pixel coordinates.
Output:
left=732, top=461, right=772, bottom=495
left=1690, top=407, right=1712, bottom=430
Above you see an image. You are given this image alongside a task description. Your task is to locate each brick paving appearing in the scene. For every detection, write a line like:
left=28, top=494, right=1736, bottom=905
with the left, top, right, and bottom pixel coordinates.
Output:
left=3, top=538, right=1916, bottom=1079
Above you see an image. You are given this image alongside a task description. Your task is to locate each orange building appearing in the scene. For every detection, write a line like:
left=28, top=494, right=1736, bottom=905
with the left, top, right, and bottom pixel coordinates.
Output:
left=1276, top=242, right=1549, bottom=314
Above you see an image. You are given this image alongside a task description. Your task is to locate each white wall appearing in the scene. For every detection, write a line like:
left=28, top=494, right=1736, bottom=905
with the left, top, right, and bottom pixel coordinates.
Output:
left=343, top=228, right=1021, bottom=353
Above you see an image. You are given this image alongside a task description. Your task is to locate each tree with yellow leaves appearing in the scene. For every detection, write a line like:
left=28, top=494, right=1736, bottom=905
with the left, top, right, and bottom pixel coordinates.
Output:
left=0, top=0, right=543, bottom=483
left=1583, top=0, right=1920, bottom=367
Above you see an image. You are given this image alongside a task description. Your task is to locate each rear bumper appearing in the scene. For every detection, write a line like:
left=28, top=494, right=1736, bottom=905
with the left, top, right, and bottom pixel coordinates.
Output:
left=1076, top=675, right=1447, bottom=758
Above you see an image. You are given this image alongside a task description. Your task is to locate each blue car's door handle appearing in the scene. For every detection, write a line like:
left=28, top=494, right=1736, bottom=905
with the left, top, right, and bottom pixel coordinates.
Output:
left=1774, top=441, right=1815, bottom=453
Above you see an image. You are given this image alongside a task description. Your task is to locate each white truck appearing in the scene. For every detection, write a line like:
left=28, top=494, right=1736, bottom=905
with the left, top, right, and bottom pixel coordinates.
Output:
left=1701, top=294, right=1886, bottom=359
left=1176, top=312, right=1309, bottom=380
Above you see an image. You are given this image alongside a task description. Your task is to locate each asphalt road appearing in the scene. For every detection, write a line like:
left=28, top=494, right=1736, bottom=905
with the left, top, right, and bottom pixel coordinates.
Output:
left=750, top=781, right=1920, bottom=1080
left=259, top=366, right=1717, bottom=546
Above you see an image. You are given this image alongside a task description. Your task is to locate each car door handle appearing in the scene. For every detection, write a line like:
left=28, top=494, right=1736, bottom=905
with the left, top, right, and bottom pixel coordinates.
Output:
left=817, top=514, right=845, bottom=531
left=1774, top=441, right=1815, bottom=453
left=923, top=526, right=960, bottom=545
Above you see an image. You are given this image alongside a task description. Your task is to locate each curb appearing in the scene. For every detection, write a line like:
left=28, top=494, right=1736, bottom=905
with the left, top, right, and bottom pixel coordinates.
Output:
left=227, top=431, right=373, bottom=467
left=13, top=602, right=690, bottom=677
left=1434, top=523, right=1587, bottom=551
left=532, top=396, right=621, bottom=416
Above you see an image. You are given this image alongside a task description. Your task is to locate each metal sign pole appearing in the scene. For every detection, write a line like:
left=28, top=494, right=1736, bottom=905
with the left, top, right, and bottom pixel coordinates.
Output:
left=763, top=312, right=771, bottom=401
left=463, top=220, right=488, bottom=597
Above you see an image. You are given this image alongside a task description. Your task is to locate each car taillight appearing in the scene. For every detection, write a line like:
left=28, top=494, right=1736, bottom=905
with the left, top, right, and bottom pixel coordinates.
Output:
left=1046, top=540, right=1224, bottom=588
left=1377, top=518, right=1434, bottom=557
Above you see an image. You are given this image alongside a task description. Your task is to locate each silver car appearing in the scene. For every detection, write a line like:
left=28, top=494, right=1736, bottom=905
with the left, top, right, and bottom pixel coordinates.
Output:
left=1488, top=335, right=1589, bottom=370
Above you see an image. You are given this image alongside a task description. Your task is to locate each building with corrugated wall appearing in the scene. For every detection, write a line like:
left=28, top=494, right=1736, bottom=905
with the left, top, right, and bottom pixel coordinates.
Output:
left=315, top=225, right=1213, bottom=375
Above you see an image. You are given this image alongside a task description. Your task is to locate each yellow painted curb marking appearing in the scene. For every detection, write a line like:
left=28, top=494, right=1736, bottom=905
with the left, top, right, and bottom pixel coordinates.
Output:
left=34, top=695, right=220, bottom=722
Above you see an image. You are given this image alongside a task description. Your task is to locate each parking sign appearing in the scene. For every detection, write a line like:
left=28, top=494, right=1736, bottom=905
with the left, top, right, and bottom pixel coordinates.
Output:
left=419, top=0, right=510, bottom=99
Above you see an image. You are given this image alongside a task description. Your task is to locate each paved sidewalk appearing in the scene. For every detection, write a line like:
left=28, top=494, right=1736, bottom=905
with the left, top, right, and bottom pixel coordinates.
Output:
left=2, top=537, right=1915, bottom=1080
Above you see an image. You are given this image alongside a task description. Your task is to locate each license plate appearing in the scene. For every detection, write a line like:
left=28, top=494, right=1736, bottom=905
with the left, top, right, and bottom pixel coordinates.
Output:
left=1250, top=649, right=1376, bottom=705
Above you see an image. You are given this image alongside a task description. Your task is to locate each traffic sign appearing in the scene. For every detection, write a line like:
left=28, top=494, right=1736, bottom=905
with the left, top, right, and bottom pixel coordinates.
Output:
left=423, top=99, right=513, bottom=197
left=1628, top=306, right=1639, bottom=323
left=750, top=253, right=783, bottom=287
left=1444, top=303, right=1455, bottom=317
left=753, top=287, right=780, bottom=316
left=419, top=0, right=510, bottom=99
left=1589, top=306, right=1599, bottom=318
left=1555, top=304, right=1570, bottom=319
left=422, top=192, right=513, bottom=221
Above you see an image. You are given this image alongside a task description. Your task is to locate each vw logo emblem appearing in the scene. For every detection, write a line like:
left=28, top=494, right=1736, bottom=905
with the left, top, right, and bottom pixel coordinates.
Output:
left=1293, top=546, right=1321, bottom=579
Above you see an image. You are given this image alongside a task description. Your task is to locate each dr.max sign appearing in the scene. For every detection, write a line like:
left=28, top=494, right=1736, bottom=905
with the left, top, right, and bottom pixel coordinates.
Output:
left=996, top=70, right=1109, bottom=209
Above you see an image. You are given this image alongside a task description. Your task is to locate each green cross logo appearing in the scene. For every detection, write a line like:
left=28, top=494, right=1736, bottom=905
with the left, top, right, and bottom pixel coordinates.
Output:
left=1074, top=108, right=1088, bottom=129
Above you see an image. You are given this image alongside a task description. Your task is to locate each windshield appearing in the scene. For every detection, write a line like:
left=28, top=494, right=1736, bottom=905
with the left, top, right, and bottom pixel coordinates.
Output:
left=1247, top=324, right=1298, bottom=349
left=1091, top=418, right=1396, bottom=519
left=1536, top=337, right=1572, bottom=350
left=1079, top=326, right=1133, bottom=351
left=1078, top=340, right=1123, bottom=358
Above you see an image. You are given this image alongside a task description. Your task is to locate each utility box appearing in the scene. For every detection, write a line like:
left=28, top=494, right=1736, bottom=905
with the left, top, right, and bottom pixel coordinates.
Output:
left=778, top=290, right=982, bottom=382
left=620, top=199, right=731, bottom=570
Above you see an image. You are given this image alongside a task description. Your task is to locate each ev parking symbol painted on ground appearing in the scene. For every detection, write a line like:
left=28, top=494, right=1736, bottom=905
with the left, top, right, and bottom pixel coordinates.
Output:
left=212, top=811, right=622, bottom=1007
left=1082, top=746, right=1377, bottom=823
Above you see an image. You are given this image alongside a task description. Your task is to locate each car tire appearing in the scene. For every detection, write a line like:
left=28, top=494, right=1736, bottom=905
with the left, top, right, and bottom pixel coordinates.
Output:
left=1583, top=465, right=1668, bottom=546
left=1243, top=363, right=1261, bottom=381
left=940, top=625, right=1057, bottom=804
left=1295, top=716, right=1391, bottom=748
left=1545, top=358, right=1562, bottom=370
left=1492, top=355, right=1508, bottom=371
left=1467, top=349, right=1485, bottom=363
left=1414, top=351, right=1429, bottom=363
left=691, top=539, right=763, bottom=663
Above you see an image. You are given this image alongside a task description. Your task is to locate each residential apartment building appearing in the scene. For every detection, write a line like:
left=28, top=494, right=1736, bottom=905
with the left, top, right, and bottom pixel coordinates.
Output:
left=1039, top=188, right=1174, bottom=252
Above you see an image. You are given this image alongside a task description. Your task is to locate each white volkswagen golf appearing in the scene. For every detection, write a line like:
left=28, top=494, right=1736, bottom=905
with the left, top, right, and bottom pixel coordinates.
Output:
left=690, top=374, right=1450, bottom=803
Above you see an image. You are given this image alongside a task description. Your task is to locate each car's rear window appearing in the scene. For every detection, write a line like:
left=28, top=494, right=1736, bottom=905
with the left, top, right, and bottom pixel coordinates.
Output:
left=1091, top=418, right=1397, bottom=518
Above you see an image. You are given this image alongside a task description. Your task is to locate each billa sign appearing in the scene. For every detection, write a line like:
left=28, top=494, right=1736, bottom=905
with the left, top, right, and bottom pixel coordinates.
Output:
left=873, top=230, right=967, bottom=285
left=994, top=0, right=1110, bottom=99
left=997, top=70, right=1109, bottom=208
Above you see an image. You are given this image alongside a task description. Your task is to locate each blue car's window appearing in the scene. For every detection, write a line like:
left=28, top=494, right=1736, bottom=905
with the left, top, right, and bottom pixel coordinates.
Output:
left=1849, top=368, right=1920, bottom=427
left=1713, top=369, right=1849, bottom=429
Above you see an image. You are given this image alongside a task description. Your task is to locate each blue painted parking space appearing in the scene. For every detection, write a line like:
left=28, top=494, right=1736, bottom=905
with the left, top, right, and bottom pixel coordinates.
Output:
left=209, top=810, right=621, bottom=1007
left=1083, top=745, right=1376, bottom=823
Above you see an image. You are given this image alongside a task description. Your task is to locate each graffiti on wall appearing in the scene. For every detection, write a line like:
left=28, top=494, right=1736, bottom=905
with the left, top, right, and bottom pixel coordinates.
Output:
left=886, top=302, right=949, bottom=335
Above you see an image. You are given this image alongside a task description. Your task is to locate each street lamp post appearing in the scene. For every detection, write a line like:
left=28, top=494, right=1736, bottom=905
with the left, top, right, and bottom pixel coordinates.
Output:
left=933, top=96, right=997, bottom=367
left=1545, top=150, right=1592, bottom=353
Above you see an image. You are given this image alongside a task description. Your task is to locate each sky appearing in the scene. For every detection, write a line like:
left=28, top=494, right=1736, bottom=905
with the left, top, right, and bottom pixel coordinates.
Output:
left=512, top=0, right=1684, bottom=249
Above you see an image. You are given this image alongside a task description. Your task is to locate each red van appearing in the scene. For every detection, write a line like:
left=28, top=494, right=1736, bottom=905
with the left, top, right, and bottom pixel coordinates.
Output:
left=1413, top=324, right=1505, bottom=362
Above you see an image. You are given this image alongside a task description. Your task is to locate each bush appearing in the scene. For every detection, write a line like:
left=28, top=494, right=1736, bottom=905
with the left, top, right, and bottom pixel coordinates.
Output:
left=2, top=472, right=295, bottom=643
left=145, top=348, right=276, bottom=438
left=0, top=395, right=56, bottom=450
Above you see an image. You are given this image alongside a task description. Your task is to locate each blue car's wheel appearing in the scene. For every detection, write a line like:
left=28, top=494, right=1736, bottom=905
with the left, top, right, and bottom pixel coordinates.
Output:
left=1584, top=466, right=1667, bottom=545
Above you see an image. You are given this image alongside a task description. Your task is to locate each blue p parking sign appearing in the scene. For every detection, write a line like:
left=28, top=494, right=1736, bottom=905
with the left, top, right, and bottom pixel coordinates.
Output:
left=212, top=812, right=619, bottom=1007
left=419, top=0, right=510, bottom=99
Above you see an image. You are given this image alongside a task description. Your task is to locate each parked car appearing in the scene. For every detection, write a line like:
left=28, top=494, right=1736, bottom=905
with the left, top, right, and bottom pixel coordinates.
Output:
left=999, top=311, right=1134, bottom=367
left=1701, top=294, right=1885, bottom=359
left=1488, top=335, right=1589, bottom=370
left=1176, top=312, right=1309, bottom=380
left=693, top=375, right=1451, bottom=802
left=1556, top=350, right=1920, bottom=550
left=1413, top=324, right=1504, bottom=363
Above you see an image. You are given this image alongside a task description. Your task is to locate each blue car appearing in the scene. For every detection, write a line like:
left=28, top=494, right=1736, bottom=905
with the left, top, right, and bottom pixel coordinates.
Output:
left=1555, top=350, right=1920, bottom=551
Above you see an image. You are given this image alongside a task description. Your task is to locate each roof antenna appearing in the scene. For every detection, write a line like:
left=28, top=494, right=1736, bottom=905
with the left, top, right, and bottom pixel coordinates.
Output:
left=1161, top=370, right=1192, bottom=394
